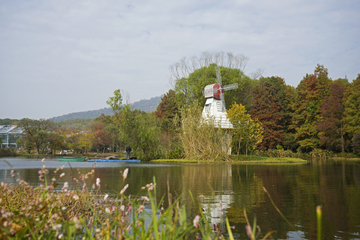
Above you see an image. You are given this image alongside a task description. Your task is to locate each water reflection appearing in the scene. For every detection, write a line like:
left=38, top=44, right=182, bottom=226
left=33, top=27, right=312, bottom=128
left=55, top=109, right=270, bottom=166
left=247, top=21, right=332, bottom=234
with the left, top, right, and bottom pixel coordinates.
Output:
left=1, top=158, right=360, bottom=239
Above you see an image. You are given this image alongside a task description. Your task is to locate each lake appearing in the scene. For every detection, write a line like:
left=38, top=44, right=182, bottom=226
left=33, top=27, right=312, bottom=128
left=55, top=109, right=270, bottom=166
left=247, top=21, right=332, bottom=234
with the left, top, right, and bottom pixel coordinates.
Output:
left=1, top=157, right=360, bottom=239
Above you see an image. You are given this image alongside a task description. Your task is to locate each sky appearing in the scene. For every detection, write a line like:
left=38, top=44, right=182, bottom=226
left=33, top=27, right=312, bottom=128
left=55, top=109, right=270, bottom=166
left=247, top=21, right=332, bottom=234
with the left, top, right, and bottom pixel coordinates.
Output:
left=0, top=0, right=359, bottom=120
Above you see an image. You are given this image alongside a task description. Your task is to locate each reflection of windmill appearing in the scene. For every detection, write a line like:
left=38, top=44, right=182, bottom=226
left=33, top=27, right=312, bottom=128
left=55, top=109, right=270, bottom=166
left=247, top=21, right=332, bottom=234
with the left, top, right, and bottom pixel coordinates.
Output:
left=202, top=66, right=238, bottom=129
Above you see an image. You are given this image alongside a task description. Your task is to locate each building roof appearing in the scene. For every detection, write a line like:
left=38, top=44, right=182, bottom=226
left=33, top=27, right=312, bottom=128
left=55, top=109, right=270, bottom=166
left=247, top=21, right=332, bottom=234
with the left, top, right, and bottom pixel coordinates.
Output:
left=0, top=125, right=23, bottom=134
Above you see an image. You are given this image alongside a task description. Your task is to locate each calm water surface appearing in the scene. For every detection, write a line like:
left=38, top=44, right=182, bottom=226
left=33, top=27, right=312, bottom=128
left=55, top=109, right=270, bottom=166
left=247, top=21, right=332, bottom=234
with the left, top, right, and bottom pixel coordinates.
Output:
left=1, top=157, right=360, bottom=240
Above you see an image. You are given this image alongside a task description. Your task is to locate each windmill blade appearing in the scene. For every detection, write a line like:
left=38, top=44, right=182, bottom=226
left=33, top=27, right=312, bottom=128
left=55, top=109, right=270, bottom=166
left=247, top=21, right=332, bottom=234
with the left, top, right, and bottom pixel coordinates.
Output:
left=223, top=83, right=238, bottom=91
left=215, top=66, right=222, bottom=85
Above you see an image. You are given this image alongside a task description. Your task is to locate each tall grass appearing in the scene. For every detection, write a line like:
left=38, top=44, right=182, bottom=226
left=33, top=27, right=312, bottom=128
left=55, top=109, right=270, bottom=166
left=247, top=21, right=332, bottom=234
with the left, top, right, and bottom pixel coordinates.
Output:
left=178, top=104, right=231, bottom=161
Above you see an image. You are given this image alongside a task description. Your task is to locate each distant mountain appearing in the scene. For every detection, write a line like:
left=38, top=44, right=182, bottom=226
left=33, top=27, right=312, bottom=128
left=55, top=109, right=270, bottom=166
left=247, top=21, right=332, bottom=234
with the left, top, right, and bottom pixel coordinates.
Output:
left=49, top=96, right=162, bottom=122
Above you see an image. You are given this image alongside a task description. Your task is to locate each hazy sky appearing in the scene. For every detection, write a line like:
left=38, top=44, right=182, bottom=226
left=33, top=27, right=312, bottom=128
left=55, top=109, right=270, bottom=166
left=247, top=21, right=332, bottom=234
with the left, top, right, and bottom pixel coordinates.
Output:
left=1, top=0, right=359, bottom=120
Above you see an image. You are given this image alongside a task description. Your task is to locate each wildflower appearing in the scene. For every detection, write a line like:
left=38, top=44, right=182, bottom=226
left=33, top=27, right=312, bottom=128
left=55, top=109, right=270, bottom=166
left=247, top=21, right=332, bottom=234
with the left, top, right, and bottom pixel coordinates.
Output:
left=138, top=205, right=145, bottom=214
left=105, top=208, right=111, bottom=213
left=123, top=168, right=129, bottom=179
left=3, top=221, right=7, bottom=227
left=193, top=215, right=200, bottom=228
left=52, top=224, right=62, bottom=231
left=120, top=184, right=129, bottom=194
left=120, top=205, right=125, bottom=212
left=72, top=217, right=81, bottom=229
left=61, top=207, right=66, bottom=211
left=92, top=184, right=96, bottom=189
left=140, top=196, right=150, bottom=201
left=52, top=178, right=56, bottom=182
left=59, top=173, right=65, bottom=178
left=73, top=195, right=79, bottom=200
left=58, top=233, right=63, bottom=239
left=11, top=170, right=15, bottom=177
left=42, top=158, right=45, bottom=162
left=104, top=194, right=109, bottom=200
left=245, top=225, right=253, bottom=239
left=96, top=178, right=101, bottom=187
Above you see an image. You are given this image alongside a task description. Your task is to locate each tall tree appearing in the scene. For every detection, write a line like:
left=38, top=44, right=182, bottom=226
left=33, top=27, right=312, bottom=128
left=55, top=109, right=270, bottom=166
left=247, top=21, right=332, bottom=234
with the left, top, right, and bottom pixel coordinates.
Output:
left=292, top=74, right=320, bottom=152
left=155, top=89, right=179, bottom=131
left=250, top=76, right=285, bottom=150
left=174, top=64, right=256, bottom=111
left=343, top=74, right=360, bottom=140
left=316, top=83, right=345, bottom=152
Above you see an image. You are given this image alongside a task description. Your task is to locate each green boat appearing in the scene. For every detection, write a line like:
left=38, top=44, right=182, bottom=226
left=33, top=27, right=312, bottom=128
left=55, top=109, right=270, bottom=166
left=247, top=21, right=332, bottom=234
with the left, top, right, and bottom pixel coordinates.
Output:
left=58, top=157, right=86, bottom=162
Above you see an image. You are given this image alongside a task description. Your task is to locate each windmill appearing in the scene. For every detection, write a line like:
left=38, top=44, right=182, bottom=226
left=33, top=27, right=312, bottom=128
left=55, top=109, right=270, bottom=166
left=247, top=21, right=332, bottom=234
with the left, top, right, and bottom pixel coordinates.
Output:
left=202, top=66, right=238, bottom=129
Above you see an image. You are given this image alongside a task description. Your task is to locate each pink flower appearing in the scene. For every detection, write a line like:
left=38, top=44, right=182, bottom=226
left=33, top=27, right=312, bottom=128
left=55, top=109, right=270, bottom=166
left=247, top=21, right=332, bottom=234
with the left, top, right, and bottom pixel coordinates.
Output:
left=193, top=215, right=200, bottom=228
left=138, top=205, right=145, bottom=214
left=41, top=158, right=45, bottom=163
left=60, top=173, right=65, bottom=178
left=120, top=184, right=129, bottom=194
left=123, top=168, right=129, bottom=179
left=245, top=225, right=253, bottom=239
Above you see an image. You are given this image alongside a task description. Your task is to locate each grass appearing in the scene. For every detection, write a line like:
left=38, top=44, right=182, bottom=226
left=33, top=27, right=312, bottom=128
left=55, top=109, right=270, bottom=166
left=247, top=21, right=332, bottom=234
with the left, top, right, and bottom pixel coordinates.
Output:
left=152, top=155, right=307, bottom=164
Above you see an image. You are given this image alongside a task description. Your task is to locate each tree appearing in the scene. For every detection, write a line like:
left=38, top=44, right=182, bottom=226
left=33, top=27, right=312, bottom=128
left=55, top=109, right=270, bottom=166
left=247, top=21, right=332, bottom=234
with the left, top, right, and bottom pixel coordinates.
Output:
left=343, top=74, right=360, bottom=140
left=291, top=65, right=333, bottom=152
left=17, top=118, right=54, bottom=154
left=111, top=104, right=161, bottom=160
left=92, top=122, right=111, bottom=153
left=283, top=85, right=298, bottom=151
left=155, top=89, right=179, bottom=131
left=292, top=74, right=320, bottom=152
left=250, top=76, right=286, bottom=150
left=106, top=89, right=123, bottom=112
left=48, top=132, right=65, bottom=155
left=104, top=124, right=119, bottom=152
left=316, top=83, right=345, bottom=152
left=174, top=64, right=256, bottom=111
left=227, top=103, right=263, bottom=155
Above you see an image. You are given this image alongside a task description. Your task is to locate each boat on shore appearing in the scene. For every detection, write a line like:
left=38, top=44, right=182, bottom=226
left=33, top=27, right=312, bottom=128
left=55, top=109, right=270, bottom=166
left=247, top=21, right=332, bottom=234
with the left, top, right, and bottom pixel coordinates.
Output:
left=58, top=157, right=86, bottom=162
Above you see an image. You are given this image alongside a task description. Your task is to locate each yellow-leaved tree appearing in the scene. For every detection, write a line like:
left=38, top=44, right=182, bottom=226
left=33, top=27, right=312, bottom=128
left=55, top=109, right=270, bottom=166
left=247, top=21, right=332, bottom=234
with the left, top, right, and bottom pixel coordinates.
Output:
left=227, top=103, right=264, bottom=155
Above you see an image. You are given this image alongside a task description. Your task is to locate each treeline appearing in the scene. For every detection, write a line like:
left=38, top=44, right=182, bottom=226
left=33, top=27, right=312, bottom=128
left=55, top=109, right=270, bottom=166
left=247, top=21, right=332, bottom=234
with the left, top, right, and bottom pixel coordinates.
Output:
left=7, top=52, right=360, bottom=159
left=171, top=58, right=360, bottom=155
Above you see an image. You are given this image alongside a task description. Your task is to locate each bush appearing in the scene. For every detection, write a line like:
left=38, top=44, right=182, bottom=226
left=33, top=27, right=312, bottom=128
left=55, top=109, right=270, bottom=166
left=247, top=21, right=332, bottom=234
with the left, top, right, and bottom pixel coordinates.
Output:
left=0, top=147, right=17, bottom=157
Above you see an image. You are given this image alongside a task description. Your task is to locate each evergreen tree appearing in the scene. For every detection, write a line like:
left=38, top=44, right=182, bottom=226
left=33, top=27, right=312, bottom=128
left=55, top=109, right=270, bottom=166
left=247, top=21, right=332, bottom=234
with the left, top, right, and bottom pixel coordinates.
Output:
left=292, top=74, right=320, bottom=152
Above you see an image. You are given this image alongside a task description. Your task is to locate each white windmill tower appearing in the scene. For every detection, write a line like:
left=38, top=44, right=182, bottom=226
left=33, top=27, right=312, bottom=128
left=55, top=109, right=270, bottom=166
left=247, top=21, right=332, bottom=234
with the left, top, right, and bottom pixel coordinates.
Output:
left=202, top=66, right=238, bottom=129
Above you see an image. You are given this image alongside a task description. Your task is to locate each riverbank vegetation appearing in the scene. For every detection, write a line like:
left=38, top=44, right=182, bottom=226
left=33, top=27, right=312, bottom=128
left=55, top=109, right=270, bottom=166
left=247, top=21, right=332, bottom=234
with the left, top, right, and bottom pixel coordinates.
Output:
left=2, top=52, right=360, bottom=161
left=0, top=161, right=244, bottom=239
